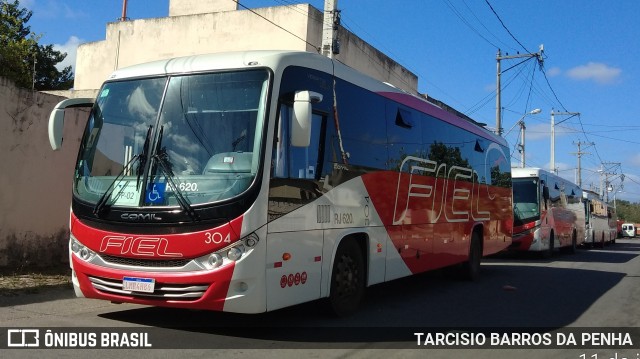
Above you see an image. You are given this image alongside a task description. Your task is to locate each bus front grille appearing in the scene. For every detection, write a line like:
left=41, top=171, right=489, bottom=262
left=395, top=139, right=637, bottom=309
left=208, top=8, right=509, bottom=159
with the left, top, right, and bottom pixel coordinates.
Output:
left=100, top=254, right=191, bottom=268
left=88, top=276, right=209, bottom=301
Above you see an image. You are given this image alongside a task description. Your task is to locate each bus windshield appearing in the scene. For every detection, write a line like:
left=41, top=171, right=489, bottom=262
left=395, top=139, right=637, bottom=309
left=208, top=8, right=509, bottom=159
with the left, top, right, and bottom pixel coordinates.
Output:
left=512, top=177, right=540, bottom=225
left=74, top=70, right=269, bottom=209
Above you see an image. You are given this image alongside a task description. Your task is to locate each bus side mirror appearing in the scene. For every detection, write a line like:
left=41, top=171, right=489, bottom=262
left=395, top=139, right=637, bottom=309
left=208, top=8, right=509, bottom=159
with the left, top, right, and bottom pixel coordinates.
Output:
left=291, top=90, right=323, bottom=147
left=48, top=97, right=95, bottom=150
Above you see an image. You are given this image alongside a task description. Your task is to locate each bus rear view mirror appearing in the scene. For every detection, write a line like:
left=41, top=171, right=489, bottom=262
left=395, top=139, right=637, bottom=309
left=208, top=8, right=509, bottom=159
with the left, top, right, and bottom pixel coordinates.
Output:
left=291, top=90, right=322, bottom=147
left=48, top=97, right=95, bottom=150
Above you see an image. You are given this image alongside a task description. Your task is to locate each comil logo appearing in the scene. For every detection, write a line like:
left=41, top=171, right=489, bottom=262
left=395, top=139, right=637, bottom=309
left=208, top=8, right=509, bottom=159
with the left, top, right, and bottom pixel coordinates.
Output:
left=7, top=329, right=40, bottom=347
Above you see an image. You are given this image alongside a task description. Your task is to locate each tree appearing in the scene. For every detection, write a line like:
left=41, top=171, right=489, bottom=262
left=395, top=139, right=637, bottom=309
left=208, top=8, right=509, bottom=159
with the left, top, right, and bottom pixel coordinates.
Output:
left=0, top=0, right=73, bottom=90
left=34, top=43, right=74, bottom=90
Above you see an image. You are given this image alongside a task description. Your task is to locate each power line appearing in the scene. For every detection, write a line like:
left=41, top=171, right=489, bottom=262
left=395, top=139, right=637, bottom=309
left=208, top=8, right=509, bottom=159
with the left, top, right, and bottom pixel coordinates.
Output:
left=484, top=0, right=530, bottom=53
left=233, top=0, right=320, bottom=52
left=442, top=0, right=501, bottom=49
left=540, top=64, right=567, bottom=111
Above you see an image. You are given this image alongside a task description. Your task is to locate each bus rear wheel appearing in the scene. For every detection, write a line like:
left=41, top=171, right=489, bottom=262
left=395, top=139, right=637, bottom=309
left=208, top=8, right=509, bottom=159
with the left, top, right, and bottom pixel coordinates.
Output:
left=542, top=232, right=555, bottom=259
left=328, top=240, right=365, bottom=317
left=460, top=232, right=482, bottom=281
left=563, top=230, right=577, bottom=254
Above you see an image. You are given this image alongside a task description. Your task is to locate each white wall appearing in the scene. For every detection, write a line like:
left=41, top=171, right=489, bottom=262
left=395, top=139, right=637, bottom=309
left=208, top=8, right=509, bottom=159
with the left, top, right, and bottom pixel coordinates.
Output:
left=0, top=78, right=86, bottom=268
left=73, top=4, right=418, bottom=94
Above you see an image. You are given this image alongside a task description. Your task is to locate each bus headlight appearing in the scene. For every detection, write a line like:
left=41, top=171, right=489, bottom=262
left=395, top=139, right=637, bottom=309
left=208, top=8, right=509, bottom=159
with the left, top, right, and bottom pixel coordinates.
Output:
left=227, top=245, right=244, bottom=261
left=196, top=232, right=259, bottom=270
left=70, top=237, right=96, bottom=262
left=208, top=253, right=223, bottom=268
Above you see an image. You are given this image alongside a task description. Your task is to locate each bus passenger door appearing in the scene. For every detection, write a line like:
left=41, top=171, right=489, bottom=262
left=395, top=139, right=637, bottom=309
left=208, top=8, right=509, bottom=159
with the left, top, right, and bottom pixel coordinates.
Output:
left=266, top=103, right=326, bottom=311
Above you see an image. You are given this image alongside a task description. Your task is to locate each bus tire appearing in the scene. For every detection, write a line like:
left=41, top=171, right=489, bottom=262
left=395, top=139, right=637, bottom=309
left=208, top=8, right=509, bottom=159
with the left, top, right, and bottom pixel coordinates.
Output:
left=327, top=240, right=365, bottom=317
left=542, top=232, right=554, bottom=258
left=460, top=231, right=482, bottom=281
left=586, top=230, right=594, bottom=249
left=567, top=230, right=577, bottom=254
left=599, top=233, right=605, bottom=248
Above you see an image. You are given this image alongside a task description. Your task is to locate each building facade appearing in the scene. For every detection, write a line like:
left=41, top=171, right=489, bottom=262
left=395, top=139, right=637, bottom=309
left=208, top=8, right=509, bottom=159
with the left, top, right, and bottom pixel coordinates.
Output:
left=74, top=0, right=418, bottom=94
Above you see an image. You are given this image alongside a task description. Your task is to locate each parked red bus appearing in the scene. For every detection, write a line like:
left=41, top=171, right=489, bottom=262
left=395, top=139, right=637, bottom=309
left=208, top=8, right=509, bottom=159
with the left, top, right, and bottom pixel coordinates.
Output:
left=511, top=168, right=585, bottom=256
left=48, top=51, right=513, bottom=315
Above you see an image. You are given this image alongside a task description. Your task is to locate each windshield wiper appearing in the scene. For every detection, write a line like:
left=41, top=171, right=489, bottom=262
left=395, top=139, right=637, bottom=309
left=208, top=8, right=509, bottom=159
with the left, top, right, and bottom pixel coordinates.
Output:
left=93, top=125, right=153, bottom=216
left=136, top=125, right=153, bottom=190
left=152, top=126, right=199, bottom=222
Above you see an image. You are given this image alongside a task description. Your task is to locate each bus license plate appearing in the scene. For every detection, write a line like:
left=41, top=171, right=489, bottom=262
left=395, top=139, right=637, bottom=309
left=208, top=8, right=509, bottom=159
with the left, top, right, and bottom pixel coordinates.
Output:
left=123, top=277, right=155, bottom=293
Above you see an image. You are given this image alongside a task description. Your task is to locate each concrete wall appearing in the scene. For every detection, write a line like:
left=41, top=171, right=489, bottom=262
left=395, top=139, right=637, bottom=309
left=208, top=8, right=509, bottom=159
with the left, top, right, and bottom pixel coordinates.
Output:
left=74, top=3, right=418, bottom=94
left=75, top=5, right=314, bottom=90
left=169, top=0, right=238, bottom=16
left=0, top=78, right=86, bottom=269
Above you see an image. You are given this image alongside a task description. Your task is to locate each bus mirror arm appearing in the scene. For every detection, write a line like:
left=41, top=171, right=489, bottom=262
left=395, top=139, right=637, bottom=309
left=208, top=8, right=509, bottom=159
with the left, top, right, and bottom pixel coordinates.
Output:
left=291, top=90, right=323, bottom=147
left=48, top=98, right=95, bottom=150
left=542, top=185, right=550, bottom=210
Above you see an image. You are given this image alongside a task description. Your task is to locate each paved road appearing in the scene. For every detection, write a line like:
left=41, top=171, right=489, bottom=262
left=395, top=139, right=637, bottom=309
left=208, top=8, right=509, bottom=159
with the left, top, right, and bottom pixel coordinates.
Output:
left=2, top=239, right=640, bottom=359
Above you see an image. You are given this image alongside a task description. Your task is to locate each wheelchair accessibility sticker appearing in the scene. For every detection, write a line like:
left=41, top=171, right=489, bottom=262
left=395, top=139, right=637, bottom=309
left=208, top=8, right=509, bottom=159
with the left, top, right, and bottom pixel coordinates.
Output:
left=145, top=182, right=166, bottom=204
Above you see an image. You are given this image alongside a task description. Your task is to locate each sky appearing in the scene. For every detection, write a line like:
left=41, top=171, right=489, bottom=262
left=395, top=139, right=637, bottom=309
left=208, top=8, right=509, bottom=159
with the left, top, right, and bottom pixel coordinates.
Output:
left=18, top=0, right=640, bottom=203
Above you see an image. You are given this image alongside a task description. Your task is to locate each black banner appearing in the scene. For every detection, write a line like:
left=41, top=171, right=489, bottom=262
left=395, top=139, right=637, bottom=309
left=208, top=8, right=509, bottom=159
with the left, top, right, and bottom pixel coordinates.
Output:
left=2, top=327, right=640, bottom=350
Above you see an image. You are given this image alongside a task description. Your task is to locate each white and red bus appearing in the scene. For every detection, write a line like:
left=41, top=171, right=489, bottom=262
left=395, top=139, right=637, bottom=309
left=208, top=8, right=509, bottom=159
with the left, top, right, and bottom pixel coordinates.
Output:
left=48, top=51, right=513, bottom=315
left=511, top=168, right=585, bottom=256
left=583, top=190, right=617, bottom=247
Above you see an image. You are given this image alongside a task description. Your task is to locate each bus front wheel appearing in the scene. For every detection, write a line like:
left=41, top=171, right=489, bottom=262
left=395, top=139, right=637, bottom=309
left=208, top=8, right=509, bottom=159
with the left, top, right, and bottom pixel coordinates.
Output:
left=328, top=240, right=365, bottom=317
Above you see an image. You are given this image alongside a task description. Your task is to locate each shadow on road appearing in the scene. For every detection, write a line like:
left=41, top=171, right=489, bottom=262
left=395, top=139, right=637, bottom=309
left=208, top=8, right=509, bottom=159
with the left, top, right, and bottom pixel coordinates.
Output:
left=98, top=246, right=628, bottom=345
left=491, top=240, right=640, bottom=264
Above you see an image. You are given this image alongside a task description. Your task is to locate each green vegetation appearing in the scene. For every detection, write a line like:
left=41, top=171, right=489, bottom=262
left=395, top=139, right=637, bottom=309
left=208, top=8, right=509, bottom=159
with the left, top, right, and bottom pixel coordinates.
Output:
left=614, top=199, right=640, bottom=223
left=0, top=0, right=73, bottom=90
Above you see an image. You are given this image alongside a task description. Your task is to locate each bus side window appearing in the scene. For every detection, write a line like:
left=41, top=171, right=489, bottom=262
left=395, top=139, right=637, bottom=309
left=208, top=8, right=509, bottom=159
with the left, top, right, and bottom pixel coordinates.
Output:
left=272, top=104, right=325, bottom=180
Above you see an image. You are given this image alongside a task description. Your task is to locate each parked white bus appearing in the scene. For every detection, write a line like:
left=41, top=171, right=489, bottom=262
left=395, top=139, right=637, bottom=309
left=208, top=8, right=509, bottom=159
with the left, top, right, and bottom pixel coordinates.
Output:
left=583, top=190, right=617, bottom=247
left=48, top=51, right=513, bottom=315
left=511, top=168, right=585, bottom=256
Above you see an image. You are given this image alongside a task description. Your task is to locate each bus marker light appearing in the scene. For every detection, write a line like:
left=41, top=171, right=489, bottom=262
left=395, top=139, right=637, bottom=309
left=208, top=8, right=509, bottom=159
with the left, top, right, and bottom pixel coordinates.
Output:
left=282, top=253, right=291, bottom=261
left=274, top=262, right=282, bottom=268
left=245, top=234, right=259, bottom=248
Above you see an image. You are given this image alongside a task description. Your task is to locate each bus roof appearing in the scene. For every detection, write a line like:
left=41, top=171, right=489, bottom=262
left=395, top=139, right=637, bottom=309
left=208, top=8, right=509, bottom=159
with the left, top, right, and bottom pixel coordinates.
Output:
left=107, top=50, right=505, bottom=146
left=512, top=167, right=582, bottom=192
left=511, top=167, right=550, bottom=179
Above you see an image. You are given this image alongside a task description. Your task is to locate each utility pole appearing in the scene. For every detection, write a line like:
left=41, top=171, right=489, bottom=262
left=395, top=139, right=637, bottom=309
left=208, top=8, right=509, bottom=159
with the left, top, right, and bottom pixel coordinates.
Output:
left=504, top=108, right=540, bottom=167
left=599, top=162, right=623, bottom=202
left=31, top=52, right=37, bottom=92
left=550, top=110, right=580, bottom=174
left=518, top=121, right=526, bottom=168
left=571, top=141, right=593, bottom=187
left=321, top=0, right=340, bottom=58
left=495, top=45, right=544, bottom=136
